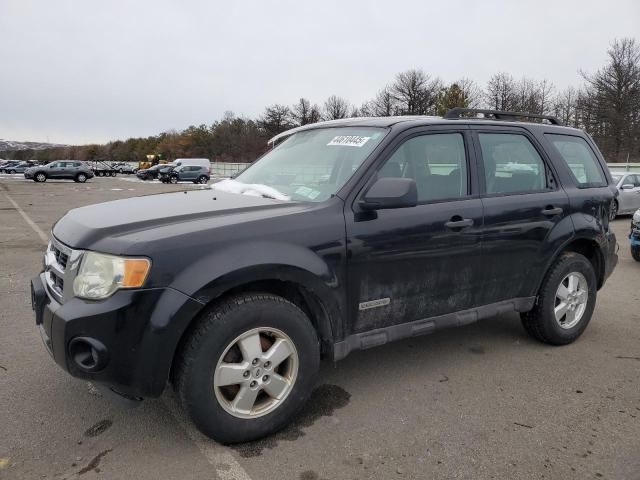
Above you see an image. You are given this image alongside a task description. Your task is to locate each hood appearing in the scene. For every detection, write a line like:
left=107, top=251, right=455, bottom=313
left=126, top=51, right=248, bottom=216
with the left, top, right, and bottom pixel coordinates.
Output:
left=53, top=188, right=296, bottom=250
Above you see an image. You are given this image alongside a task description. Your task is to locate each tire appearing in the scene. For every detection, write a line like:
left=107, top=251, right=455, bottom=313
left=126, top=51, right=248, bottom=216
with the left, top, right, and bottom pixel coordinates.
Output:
left=196, top=175, right=208, bottom=184
left=133, top=169, right=138, bottom=174
left=111, top=171, right=117, bottom=177
left=8, top=169, right=16, bottom=174
left=521, top=252, right=597, bottom=345
left=631, top=245, right=640, bottom=262
left=35, top=172, right=47, bottom=183
left=610, top=199, right=619, bottom=220
left=169, top=176, right=178, bottom=184
left=174, top=293, right=320, bottom=444
left=76, top=173, right=87, bottom=183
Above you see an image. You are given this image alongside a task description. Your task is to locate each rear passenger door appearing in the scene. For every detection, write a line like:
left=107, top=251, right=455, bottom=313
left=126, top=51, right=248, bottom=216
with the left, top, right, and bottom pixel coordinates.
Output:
left=473, top=127, right=571, bottom=304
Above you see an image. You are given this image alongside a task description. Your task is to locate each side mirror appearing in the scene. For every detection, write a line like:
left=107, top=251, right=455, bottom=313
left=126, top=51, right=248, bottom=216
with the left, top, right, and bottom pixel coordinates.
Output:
left=622, top=184, right=635, bottom=190
left=360, top=177, right=418, bottom=210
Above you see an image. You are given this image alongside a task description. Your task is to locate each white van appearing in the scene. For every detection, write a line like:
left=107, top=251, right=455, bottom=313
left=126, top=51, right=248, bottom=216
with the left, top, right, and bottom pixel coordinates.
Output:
left=173, top=158, right=210, bottom=171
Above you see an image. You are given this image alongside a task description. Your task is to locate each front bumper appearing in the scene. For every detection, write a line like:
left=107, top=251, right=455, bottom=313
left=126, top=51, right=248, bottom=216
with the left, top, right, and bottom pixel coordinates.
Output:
left=32, top=273, right=203, bottom=398
left=629, top=223, right=640, bottom=246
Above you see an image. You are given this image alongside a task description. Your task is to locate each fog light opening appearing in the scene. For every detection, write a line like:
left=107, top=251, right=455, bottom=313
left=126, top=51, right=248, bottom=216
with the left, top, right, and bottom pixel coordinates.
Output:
left=69, top=337, right=109, bottom=372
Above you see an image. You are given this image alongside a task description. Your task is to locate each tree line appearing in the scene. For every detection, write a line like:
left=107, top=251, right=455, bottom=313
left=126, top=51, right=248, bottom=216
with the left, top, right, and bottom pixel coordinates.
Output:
left=5, top=38, right=639, bottom=164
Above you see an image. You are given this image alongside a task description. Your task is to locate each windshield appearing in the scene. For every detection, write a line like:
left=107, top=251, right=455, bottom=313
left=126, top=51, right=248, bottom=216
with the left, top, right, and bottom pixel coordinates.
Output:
left=229, top=127, right=387, bottom=202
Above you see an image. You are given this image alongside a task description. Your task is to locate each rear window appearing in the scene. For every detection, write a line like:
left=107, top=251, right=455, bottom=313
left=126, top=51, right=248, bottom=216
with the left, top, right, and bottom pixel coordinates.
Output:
left=546, top=134, right=606, bottom=187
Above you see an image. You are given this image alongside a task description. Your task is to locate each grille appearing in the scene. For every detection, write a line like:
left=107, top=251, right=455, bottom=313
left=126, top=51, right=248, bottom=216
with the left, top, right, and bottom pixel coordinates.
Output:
left=49, top=271, right=64, bottom=295
left=52, top=245, right=69, bottom=269
left=44, top=237, right=76, bottom=303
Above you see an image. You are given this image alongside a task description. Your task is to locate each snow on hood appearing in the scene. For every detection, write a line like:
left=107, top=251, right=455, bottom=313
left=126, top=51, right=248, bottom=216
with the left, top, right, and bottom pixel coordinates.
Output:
left=211, top=179, right=290, bottom=201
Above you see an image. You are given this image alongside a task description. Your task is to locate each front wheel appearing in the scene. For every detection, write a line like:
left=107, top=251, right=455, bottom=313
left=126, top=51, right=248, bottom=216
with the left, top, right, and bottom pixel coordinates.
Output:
left=76, top=173, right=87, bottom=183
left=610, top=199, right=619, bottom=219
left=521, top=252, right=597, bottom=345
left=35, top=173, right=47, bottom=183
left=169, top=176, right=178, bottom=184
left=631, top=245, right=640, bottom=262
left=174, top=293, right=320, bottom=444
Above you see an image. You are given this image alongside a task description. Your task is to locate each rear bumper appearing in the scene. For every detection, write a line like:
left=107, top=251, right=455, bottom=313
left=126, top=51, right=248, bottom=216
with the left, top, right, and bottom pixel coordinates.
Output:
left=603, top=231, right=618, bottom=285
left=32, top=273, right=203, bottom=398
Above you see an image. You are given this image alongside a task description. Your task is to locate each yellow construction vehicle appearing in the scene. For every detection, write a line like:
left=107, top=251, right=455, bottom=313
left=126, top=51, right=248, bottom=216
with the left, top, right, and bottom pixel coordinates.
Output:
left=138, top=154, right=169, bottom=171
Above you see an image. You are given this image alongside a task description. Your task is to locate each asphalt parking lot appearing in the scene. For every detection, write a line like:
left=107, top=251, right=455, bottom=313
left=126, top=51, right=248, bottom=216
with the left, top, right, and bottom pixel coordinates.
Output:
left=0, top=174, right=639, bottom=480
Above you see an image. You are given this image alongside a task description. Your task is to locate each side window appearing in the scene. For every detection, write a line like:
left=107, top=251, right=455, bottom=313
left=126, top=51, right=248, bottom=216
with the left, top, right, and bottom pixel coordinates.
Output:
left=545, top=134, right=606, bottom=187
left=478, top=133, right=549, bottom=194
left=378, top=133, right=468, bottom=202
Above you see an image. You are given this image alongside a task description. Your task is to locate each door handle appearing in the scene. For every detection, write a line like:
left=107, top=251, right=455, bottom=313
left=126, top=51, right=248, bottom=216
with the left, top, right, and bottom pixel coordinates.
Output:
left=541, top=207, right=563, bottom=216
left=445, top=217, right=474, bottom=229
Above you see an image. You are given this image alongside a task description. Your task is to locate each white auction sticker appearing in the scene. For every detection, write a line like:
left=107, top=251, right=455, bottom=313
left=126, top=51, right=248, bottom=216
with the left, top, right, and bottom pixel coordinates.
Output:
left=327, top=135, right=371, bottom=147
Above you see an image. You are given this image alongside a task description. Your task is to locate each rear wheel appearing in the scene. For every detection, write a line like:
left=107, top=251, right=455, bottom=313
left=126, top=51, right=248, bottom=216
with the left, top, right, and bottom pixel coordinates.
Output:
left=196, top=175, right=208, bottom=184
left=110, top=171, right=117, bottom=177
left=521, top=252, right=596, bottom=345
left=631, top=245, right=640, bottom=262
left=35, top=172, right=46, bottom=183
left=174, top=293, right=320, bottom=443
left=76, top=173, right=87, bottom=183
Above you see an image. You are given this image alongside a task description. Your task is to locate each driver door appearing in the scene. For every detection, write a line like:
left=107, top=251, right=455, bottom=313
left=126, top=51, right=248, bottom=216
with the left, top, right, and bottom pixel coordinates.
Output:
left=345, top=129, right=484, bottom=334
left=48, top=162, right=64, bottom=178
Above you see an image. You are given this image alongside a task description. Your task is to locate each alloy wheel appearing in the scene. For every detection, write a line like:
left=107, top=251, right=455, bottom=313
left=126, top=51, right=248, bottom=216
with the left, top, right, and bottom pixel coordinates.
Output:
left=554, top=272, right=588, bottom=329
left=213, top=327, right=298, bottom=419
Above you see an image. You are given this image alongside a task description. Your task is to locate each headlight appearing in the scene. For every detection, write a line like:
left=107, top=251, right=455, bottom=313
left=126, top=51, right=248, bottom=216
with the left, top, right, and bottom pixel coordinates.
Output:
left=73, top=252, right=151, bottom=300
left=633, top=210, right=640, bottom=226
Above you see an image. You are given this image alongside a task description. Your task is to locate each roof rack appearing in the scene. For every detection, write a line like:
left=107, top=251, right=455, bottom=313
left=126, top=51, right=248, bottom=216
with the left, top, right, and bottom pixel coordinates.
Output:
left=444, top=107, right=563, bottom=126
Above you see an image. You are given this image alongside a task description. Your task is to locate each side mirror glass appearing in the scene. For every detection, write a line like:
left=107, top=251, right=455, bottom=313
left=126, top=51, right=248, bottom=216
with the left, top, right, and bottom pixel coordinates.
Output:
left=360, top=177, right=418, bottom=210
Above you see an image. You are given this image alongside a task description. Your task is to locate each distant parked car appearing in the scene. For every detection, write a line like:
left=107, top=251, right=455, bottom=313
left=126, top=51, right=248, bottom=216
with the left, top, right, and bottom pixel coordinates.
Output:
left=111, top=162, right=136, bottom=174
left=4, top=161, right=35, bottom=174
left=136, top=164, right=172, bottom=181
left=160, top=165, right=210, bottom=184
left=24, top=160, right=94, bottom=183
left=0, top=160, right=23, bottom=173
left=610, top=172, right=640, bottom=217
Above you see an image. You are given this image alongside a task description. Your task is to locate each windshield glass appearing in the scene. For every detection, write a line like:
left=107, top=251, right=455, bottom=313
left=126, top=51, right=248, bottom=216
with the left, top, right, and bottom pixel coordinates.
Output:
left=228, top=127, right=387, bottom=202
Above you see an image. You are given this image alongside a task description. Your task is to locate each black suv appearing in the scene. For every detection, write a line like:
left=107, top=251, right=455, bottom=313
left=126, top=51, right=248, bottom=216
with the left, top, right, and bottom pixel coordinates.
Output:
left=31, top=109, right=618, bottom=443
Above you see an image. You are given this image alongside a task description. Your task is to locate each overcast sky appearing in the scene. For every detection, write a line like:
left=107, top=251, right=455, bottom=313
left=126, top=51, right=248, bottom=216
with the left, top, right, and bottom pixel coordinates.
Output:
left=1, top=0, right=639, bottom=145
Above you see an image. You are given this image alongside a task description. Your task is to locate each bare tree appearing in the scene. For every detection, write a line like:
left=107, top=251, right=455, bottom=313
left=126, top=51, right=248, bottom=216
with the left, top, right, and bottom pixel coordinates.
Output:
left=292, top=98, right=321, bottom=126
left=581, top=38, right=640, bottom=161
left=322, top=95, right=351, bottom=120
left=390, top=69, right=442, bottom=115
left=484, top=73, right=518, bottom=111
left=552, top=86, right=580, bottom=126
left=363, top=86, right=398, bottom=116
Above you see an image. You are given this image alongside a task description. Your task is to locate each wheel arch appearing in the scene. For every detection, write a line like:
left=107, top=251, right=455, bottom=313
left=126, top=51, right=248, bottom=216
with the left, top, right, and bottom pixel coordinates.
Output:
left=538, top=236, right=606, bottom=294
left=169, top=264, right=342, bottom=384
